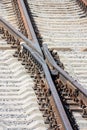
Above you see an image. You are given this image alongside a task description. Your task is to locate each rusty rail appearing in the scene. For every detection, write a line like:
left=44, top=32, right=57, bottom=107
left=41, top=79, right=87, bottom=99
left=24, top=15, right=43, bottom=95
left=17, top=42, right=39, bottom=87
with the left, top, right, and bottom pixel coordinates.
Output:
left=21, top=43, right=73, bottom=130
left=0, top=17, right=42, bottom=55
left=16, top=0, right=42, bottom=54
left=43, top=44, right=87, bottom=97
left=0, top=16, right=73, bottom=129
left=42, top=44, right=87, bottom=113
left=1, top=0, right=87, bottom=129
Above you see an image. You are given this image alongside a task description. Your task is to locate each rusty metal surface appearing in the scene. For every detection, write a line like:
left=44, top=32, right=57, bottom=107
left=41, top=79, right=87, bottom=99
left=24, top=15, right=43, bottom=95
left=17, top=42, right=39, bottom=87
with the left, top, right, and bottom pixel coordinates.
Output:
left=42, top=44, right=87, bottom=129
left=0, top=17, right=42, bottom=56
left=21, top=43, right=73, bottom=130
left=42, top=44, right=87, bottom=98
left=1, top=0, right=87, bottom=129
left=17, top=0, right=42, bottom=54
left=0, top=16, right=73, bottom=129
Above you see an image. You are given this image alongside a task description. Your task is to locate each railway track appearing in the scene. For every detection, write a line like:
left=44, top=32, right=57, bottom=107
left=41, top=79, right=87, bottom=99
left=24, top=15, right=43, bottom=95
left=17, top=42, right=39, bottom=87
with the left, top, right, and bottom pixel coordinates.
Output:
left=26, top=0, right=87, bottom=87
left=0, top=0, right=87, bottom=130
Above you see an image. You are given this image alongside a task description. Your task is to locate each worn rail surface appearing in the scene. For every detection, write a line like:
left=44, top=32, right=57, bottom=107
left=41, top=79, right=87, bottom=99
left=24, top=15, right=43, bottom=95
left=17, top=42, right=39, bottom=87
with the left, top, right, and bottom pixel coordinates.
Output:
left=25, top=0, right=87, bottom=130
left=0, top=0, right=87, bottom=130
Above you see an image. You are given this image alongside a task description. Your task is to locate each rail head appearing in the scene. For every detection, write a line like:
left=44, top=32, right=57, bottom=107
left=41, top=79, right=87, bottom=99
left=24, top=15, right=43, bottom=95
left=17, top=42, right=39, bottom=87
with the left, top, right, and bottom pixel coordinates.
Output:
left=1, top=0, right=87, bottom=129
left=0, top=17, right=42, bottom=56
left=20, top=42, right=73, bottom=130
left=42, top=44, right=87, bottom=96
left=42, top=44, right=87, bottom=114
left=16, top=0, right=42, bottom=54
left=0, top=16, right=85, bottom=127
left=0, top=17, right=73, bottom=128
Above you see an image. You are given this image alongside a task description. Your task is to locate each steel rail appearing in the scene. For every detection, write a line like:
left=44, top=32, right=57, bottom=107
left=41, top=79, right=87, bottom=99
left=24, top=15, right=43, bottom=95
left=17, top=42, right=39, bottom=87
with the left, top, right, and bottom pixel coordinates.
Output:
left=17, top=0, right=42, bottom=55
left=0, top=17, right=42, bottom=56
left=21, top=43, right=73, bottom=130
left=42, top=44, right=87, bottom=97
left=0, top=17, right=73, bottom=129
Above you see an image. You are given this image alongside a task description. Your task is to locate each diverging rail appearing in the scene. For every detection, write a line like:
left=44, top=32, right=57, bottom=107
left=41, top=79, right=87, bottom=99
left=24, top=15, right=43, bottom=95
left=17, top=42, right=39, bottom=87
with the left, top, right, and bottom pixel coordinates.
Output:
left=43, top=44, right=87, bottom=117
left=21, top=43, right=73, bottom=130
left=0, top=17, right=73, bottom=130
left=0, top=17, right=42, bottom=55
